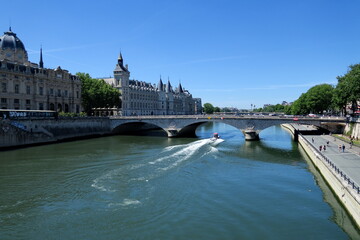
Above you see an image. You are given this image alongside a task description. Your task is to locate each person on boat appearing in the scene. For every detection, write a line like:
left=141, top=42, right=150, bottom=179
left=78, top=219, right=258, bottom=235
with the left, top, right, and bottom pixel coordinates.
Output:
left=213, top=133, right=220, bottom=139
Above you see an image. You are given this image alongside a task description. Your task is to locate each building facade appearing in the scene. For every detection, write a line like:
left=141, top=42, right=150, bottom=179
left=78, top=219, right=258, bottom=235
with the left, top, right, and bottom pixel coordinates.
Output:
left=103, top=54, right=202, bottom=116
left=0, top=28, right=82, bottom=113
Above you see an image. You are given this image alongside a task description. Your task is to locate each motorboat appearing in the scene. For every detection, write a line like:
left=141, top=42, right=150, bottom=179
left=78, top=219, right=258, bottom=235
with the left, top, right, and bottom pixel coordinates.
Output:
left=210, top=133, right=224, bottom=146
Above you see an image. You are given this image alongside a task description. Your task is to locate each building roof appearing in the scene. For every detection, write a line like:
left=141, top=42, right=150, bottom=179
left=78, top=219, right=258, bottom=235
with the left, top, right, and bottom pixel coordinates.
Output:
left=0, top=28, right=26, bottom=51
left=114, top=52, right=129, bottom=73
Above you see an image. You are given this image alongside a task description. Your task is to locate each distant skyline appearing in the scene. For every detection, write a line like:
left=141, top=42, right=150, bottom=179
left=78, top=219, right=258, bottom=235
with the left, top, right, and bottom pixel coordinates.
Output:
left=2, top=0, right=360, bottom=109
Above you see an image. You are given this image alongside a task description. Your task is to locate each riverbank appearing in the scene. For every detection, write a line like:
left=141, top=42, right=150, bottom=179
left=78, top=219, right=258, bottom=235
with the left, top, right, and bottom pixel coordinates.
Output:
left=282, top=124, right=360, bottom=229
left=0, top=118, right=111, bottom=150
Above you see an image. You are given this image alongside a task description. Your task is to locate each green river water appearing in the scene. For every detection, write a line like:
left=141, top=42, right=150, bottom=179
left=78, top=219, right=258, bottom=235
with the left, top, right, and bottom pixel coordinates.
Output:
left=0, top=123, right=359, bottom=239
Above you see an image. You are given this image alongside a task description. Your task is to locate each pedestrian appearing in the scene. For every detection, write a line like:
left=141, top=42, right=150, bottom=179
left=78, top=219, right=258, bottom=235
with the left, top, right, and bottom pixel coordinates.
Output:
left=338, top=144, right=341, bottom=152
left=350, top=141, right=353, bottom=149
left=342, top=144, right=345, bottom=152
left=319, top=145, right=322, bottom=151
left=323, top=145, right=326, bottom=151
left=312, top=137, right=314, bottom=143
left=326, top=141, right=329, bottom=146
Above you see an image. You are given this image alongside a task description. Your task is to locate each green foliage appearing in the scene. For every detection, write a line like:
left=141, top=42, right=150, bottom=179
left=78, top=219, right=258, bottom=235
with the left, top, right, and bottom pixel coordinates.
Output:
left=254, top=104, right=290, bottom=113
left=77, top=73, right=121, bottom=115
left=334, top=64, right=360, bottom=114
left=214, top=107, right=221, bottom=113
left=203, top=103, right=215, bottom=114
left=291, top=84, right=334, bottom=115
left=58, top=111, right=87, bottom=117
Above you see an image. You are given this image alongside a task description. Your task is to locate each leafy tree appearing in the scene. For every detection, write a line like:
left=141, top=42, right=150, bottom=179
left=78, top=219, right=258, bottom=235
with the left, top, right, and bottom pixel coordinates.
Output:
left=203, top=103, right=215, bottom=114
left=306, top=84, right=334, bottom=113
left=291, top=84, right=334, bottom=115
left=77, top=73, right=121, bottom=115
left=214, top=107, right=221, bottom=113
left=291, top=93, right=310, bottom=115
left=334, top=64, right=360, bottom=115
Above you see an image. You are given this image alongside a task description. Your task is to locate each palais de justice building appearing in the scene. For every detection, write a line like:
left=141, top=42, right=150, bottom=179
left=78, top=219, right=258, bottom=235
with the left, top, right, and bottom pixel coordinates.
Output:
left=104, top=54, right=202, bottom=116
left=0, top=28, right=82, bottom=113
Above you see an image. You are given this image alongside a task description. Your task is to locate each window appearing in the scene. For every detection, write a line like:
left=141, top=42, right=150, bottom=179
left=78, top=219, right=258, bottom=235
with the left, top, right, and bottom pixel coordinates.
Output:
left=1, top=98, right=6, bottom=103
left=50, top=88, right=54, bottom=95
left=1, top=83, right=6, bottom=93
left=14, top=99, right=20, bottom=104
left=15, top=84, right=19, bottom=93
left=26, top=99, right=31, bottom=105
left=64, top=90, right=68, bottom=97
left=57, top=89, right=61, bottom=97
left=76, top=91, right=79, bottom=98
left=39, top=103, right=44, bottom=110
left=39, top=87, right=43, bottom=96
left=26, top=85, right=31, bottom=94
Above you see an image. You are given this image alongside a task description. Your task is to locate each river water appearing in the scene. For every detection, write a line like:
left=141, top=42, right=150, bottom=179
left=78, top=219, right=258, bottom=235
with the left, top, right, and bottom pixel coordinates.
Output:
left=0, top=123, right=359, bottom=240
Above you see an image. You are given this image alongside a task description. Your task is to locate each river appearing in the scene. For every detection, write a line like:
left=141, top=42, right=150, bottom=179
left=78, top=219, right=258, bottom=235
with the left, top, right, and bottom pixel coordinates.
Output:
left=0, top=123, right=359, bottom=239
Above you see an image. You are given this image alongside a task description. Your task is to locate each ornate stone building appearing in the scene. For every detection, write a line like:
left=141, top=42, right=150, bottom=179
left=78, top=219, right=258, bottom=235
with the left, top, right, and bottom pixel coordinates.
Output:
left=103, top=54, right=202, bottom=116
left=0, top=28, right=82, bottom=113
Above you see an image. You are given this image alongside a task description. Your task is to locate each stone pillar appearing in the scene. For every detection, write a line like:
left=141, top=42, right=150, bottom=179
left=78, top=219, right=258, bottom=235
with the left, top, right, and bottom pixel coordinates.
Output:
left=166, top=129, right=179, bottom=138
left=243, top=129, right=259, bottom=141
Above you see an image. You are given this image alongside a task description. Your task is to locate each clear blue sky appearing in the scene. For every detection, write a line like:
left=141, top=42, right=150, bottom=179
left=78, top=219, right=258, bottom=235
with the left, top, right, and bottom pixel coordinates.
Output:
left=2, top=0, right=360, bottom=109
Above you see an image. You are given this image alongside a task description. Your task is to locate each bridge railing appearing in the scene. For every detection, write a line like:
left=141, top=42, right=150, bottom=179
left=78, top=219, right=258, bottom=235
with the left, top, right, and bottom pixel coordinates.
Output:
left=299, top=133, right=360, bottom=200
left=109, top=114, right=346, bottom=121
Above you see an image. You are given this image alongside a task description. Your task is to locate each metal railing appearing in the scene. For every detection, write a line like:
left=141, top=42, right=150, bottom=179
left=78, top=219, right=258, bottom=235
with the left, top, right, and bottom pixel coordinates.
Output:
left=300, top=133, right=360, bottom=197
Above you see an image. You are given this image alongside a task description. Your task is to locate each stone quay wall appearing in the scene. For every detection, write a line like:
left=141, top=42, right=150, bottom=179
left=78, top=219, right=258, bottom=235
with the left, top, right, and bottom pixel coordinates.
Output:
left=282, top=124, right=360, bottom=228
left=0, top=117, right=111, bottom=149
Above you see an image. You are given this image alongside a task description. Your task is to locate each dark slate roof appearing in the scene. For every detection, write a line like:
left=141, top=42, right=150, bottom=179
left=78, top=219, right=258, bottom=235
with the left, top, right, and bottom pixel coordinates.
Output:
left=158, top=78, right=164, bottom=91
left=114, top=52, right=129, bottom=73
left=0, top=28, right=26, bottom=51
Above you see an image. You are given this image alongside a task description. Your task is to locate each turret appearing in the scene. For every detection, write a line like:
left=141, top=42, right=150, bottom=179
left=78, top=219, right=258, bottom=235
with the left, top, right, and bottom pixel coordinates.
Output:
left=158, top=76, right=164, bottom=91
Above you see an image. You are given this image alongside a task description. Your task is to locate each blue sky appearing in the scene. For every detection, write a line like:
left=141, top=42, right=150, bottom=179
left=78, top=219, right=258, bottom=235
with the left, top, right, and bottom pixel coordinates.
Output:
left=2, top=0, right=360, bottom=109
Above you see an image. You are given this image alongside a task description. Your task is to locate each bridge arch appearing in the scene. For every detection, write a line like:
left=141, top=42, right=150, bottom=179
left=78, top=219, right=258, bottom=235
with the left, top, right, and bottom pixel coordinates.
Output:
left=112, top=121, right=168, bottom=136
left=109, top=116, right=346, bottom=140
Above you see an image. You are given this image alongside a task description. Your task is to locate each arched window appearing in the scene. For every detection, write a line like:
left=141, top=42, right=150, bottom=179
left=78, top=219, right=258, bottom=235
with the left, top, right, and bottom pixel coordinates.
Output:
left=57, top=103, right=62, bottom=112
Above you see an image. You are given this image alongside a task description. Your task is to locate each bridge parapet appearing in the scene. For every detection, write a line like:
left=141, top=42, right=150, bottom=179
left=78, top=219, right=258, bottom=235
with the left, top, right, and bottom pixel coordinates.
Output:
left=109, top=115, right=346, bottom=140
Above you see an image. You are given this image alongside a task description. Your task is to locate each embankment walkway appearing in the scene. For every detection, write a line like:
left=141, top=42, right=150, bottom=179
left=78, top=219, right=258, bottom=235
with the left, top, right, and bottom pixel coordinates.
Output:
left=305, top=134, right=360, bottom=190
left=285, top=123, right=360, bottom=228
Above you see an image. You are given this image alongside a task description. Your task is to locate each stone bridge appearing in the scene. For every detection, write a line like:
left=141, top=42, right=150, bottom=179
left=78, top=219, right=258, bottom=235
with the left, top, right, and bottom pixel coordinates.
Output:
left=110, top=115, right=346, bottom=140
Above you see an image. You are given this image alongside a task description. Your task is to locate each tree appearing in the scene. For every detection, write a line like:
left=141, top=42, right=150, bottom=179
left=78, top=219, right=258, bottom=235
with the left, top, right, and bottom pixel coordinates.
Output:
left=203, top=103, right=215, bottom=114
left=334, top=64, right=360, bottom=115
left=291, top=93, right=310, bottom=115
left=306, top=84, right=334, bottom=113
left=214, top=107, right=221, bottom=113
left=291, top=84, right=334, bottom=115
left=77, top=73, right=121, bottom=115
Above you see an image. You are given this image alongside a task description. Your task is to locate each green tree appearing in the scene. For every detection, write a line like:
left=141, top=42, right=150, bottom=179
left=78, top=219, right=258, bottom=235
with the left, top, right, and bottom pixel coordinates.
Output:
left=214, top=107, right=221, bottom=113
left=334, top=64, right=360, bottom=115
left=306, top=84, right=334, bottom=113
left=77, top=73, right=121, bottom=115
left=291, top=84, right=334, bottom=115
left=203, top=103, right=215, bottom=114
left=291, top=93, right=310, bottom=115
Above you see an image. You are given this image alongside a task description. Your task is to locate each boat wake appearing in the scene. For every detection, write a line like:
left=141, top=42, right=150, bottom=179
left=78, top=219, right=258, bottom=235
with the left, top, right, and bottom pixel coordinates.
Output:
left=91, top=138, right=221, bottom=207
